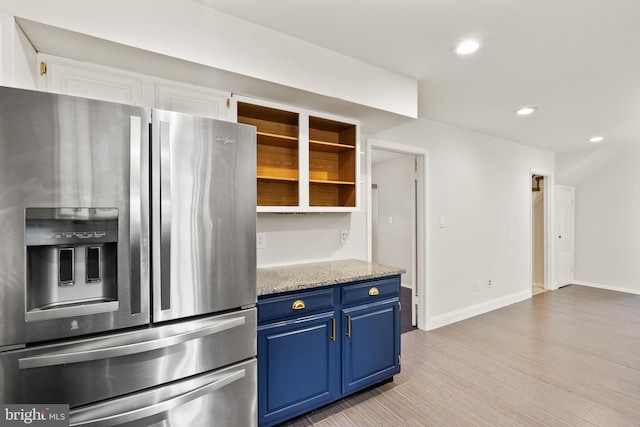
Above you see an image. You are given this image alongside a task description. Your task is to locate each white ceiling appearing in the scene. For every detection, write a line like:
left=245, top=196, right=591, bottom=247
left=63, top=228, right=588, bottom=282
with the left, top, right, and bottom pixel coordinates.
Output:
left=197, top=0, right=640, bottom=154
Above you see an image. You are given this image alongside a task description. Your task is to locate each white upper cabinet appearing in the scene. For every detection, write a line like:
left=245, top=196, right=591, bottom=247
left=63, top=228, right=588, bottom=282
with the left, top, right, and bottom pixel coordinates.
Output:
left=155, top=81, right=230, bottom=120
left=37, top=54, right=231, bottom=121
left=38, top=54, right=146, bottom=106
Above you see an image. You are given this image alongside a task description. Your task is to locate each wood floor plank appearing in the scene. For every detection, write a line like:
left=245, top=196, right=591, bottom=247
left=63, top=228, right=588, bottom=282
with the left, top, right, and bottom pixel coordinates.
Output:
left=278, top=286, right=640, bottom=426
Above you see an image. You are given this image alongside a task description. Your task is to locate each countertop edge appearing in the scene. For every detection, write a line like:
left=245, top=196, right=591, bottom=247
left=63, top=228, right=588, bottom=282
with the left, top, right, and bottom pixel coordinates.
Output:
left=257, top=259, right=405, bottom=297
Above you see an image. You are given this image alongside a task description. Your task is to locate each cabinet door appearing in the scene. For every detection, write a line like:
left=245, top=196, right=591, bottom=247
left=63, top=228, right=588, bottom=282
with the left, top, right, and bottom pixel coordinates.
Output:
left=156, top=82, right=231, bottom=120
left=258, top=312, right=339, bottom=427
left=342, top=299, right=400, bottom=395
left=38, top=54, right=144, bottom=105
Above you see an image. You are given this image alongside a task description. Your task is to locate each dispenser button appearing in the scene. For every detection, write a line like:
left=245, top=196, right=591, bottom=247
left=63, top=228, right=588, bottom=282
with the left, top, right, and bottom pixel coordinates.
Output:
left=58, top=248, right=75, bottom=286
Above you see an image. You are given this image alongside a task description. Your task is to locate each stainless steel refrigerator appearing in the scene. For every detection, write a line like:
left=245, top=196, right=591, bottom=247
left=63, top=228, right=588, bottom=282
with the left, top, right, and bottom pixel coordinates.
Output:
left=0, top=86, right=257, bottom=426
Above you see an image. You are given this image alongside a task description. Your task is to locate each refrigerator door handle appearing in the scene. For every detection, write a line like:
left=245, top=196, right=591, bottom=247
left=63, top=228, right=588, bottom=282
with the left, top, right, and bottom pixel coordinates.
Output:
left=70, top=368, right=246, bottom=427
left=129, top=115, right=148, bottom=315
left=19, top=316, right=245, bottom=369
left=159, top=120, right=172, bottom=311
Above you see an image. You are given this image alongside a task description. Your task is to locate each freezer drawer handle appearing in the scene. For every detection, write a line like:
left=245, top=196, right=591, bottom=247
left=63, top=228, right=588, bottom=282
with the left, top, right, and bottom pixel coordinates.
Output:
left=19, top=316, right=245, bottom=370
left=70, top=368, right=246, bottom=426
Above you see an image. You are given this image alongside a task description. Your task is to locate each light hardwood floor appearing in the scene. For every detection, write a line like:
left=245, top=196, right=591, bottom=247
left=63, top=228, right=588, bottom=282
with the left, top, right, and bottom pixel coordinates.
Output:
left=280, top=285, right=640, bottom=426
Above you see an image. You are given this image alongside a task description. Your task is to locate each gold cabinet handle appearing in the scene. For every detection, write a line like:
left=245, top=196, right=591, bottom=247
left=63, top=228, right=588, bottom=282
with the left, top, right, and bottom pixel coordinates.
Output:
left=331, top=318, right=336, bottom=341
left=291, top=300, right=305, bottom=310
left=369, top=287, right=379, bottom=296
left=346, top=315, right=351, bottom=337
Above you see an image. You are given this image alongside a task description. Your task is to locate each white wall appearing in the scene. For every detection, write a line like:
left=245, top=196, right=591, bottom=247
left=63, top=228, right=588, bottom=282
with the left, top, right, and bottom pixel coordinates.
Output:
left=556, top=148, right=617, bottom=187
left=256, top=211, right=367, bottom=267
left=0, top=1, right=417, bottom=118
left=372, top=155, right=414, bottom=287
left=572, top=148, right=640, bottom=294
left=372, top=119, right=555, bottom=327
left=0, top=13, right=37, bottom=89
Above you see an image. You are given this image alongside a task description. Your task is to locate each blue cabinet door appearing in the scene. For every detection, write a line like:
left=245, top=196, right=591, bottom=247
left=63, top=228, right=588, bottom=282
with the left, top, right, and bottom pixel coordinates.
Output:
left=258, top=311, right=339, bottom=427
left=342, top=298, right=400, bottom=395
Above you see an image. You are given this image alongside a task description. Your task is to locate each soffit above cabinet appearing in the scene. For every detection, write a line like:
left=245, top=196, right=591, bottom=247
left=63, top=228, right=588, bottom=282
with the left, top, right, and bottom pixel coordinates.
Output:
left=8, top=5, right=416, bottom=133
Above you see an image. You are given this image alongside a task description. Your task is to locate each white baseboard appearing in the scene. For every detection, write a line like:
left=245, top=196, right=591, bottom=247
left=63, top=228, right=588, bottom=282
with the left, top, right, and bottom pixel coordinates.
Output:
left=425, top=289, right=531, bottom=331
left=572, top=281, right=640, bottom=296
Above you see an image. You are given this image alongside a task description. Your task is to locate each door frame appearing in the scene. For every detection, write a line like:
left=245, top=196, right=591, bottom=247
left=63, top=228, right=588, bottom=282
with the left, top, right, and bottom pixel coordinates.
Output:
left=367, top=138, right=428, bottom=330
left=529, top=169, right=555, bottom=292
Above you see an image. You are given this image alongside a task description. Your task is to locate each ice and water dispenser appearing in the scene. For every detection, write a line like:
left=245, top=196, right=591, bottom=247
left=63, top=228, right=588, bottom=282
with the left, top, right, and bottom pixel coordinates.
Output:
left=25, top=208, right=119, bottom=321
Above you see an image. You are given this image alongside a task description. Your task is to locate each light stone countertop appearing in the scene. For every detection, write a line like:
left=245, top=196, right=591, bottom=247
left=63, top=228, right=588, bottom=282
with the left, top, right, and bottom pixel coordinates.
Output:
left=257, top=259, right=405, bottom=297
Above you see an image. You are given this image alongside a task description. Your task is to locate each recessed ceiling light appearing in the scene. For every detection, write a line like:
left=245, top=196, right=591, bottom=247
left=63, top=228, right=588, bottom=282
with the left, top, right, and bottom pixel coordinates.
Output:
left=453, top=40, right=480, bottom=55
left=516, top=107, right=536, bottom=116
left=588, top=136, right=604, bottom=143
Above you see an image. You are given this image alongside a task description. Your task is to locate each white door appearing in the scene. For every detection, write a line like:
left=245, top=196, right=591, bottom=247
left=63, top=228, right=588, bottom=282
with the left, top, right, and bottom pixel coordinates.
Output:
left=554, top=185, right=575, bottom=287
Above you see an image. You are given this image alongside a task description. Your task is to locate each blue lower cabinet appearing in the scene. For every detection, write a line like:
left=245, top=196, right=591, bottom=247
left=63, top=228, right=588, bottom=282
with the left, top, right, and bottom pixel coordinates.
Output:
left=342, top=298, right=400, bottom=395
left=257, top=274, right=401, bottom=426
left=258, top=312, right=339, bottom=427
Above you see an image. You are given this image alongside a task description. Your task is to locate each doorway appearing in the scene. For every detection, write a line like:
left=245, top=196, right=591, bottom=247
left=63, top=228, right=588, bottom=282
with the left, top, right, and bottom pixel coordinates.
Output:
left=530, top=170, right=554, bottom=294
left=531, top=174, right=546, bottom=295
left=368, top=139, right=427, bottom=330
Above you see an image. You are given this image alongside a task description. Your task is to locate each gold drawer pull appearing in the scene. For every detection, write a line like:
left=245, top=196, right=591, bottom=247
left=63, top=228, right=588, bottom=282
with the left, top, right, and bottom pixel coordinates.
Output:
left=291, top=300, right=306, bottom=310
left=346, top=315, right=352, bottom=337
left=369, top=287, right=379, bottom=296
left=331, top=318, right=336, bottom=341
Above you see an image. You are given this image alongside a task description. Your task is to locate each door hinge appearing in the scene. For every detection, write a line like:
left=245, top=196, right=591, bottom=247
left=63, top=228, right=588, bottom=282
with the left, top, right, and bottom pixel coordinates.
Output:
left=226, top=98, right=230, bottom=109
left=398, top=355, right=401, bottom=366
left=398, top=301, right=402, bottom=312
left=39, top=61, right=47, bottom=75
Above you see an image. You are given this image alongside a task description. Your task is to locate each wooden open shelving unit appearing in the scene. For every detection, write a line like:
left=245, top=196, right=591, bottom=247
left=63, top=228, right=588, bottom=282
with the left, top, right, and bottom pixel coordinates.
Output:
left=237, top=99, right=359, bottom=211
left=308, top=116, right=356, bottom=207
left=237, top=102, right=299, bottom=207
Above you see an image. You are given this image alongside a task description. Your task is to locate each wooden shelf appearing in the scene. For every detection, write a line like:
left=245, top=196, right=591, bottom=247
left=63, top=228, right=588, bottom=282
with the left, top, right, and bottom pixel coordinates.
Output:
left=259, top=132, right=298, bottom=149
left=309, top=140, right=355, bottom=153
left=258, top=180, right=298, bottom=207
left=258, top=175, right=299, bottom=182
left=309, top=179, right=356, bottom=185
left=309, top=182, right=356, bottom=207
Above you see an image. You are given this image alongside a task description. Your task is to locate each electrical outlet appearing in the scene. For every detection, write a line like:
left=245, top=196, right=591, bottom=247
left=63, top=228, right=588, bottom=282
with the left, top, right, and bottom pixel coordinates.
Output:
left=257, top=233, right=266, bottom=249
left=340, top=229, right=349, bottom=244
left=488, top=278, right=492, bottom=288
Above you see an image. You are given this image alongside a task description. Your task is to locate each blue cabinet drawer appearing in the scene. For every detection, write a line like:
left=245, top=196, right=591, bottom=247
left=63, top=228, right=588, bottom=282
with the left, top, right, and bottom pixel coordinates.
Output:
left=341, top=275, right=400, bottom=307
left=258, top=288, right=335, bottom=324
